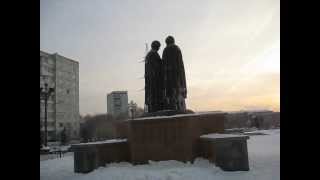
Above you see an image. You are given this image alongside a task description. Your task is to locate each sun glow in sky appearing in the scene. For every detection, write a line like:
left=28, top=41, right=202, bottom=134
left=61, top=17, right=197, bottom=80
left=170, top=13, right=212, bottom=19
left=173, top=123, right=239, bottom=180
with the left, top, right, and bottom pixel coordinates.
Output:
left=41, top=0, right=280, bottom=115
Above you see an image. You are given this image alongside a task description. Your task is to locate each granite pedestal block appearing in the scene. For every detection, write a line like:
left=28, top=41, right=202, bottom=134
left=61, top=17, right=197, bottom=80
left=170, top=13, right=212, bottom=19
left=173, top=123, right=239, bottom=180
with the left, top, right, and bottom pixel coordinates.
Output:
left=200, top=134, right=249, bottom=171
left=72, top=144, right=98, bottom=173
left=126, top=112, right=226, bottom=164
left=71, top=139, right=128, bottom=173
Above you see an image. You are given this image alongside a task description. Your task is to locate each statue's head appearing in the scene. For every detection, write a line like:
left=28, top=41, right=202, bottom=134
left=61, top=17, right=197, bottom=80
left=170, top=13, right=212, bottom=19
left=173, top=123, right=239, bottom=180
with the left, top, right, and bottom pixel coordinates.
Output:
left=165, top=36, right=175, bottom=45
left=151, top=40, right=161, bottom=51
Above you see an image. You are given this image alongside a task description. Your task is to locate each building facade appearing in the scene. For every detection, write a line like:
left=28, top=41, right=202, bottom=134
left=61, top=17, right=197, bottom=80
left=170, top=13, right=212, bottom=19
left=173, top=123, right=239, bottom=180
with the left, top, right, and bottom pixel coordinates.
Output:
left=107, top=91, right=128, bottom=117
left=40, top=50, right=80, bottom=141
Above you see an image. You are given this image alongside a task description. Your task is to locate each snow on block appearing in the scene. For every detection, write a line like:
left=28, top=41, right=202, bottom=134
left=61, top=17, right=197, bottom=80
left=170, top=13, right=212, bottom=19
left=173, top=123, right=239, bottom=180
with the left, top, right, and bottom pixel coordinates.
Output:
left=72, top=139, right=127, bottom=147
left=200, top=133, right=249, bottom=142
left=129, top=111, right=226, bottom=121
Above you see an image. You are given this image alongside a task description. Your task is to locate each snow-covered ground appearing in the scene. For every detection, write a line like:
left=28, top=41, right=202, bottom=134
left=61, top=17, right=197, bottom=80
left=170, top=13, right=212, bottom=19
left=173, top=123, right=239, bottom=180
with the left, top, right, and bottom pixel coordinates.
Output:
left=40, top=129, right=280, bottom=180
left=40, top=152, right=73, bottom=161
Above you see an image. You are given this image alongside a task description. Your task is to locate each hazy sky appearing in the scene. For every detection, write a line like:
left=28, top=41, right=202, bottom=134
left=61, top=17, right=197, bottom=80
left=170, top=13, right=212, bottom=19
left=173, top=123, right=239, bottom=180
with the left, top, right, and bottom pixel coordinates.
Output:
left=40, top=0, right=280, bottom=115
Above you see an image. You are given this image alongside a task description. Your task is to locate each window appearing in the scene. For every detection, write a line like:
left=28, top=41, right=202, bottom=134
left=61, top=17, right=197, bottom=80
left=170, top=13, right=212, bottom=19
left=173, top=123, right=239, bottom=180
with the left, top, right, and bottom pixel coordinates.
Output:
left=48, top=131, right=56, bottom=140
left=59, top=123, right=63, bottom=127
left=66, top=89, right=70, bottom=94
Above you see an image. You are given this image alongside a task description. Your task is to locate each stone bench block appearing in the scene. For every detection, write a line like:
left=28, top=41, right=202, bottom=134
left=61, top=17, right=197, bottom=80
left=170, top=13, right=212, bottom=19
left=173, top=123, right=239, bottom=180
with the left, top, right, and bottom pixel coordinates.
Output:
left=73, top=146, right=98, bottom=173
left=200, top=134, right=249, bottom=171
left=71, top=139, right=128, bottom=173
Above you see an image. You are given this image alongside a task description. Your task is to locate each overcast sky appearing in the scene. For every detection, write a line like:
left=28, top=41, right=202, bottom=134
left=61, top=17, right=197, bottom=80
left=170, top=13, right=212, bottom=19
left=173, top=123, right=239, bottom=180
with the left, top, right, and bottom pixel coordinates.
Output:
left=40, top=0, right=280, bottom=115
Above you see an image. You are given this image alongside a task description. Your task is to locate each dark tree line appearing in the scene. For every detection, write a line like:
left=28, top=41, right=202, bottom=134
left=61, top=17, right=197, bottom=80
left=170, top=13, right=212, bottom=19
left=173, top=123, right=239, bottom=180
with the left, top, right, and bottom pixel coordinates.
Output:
left=80, top=114, right=115, bottom=142
left=79, top=106, right=145, bottom=143
left=225, top=112, right=280, bottom=130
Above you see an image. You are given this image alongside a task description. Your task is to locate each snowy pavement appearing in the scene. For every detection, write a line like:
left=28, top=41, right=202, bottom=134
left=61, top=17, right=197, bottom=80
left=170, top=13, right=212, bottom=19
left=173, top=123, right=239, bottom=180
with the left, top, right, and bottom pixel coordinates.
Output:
left=40, top=129, right=280, bottom=180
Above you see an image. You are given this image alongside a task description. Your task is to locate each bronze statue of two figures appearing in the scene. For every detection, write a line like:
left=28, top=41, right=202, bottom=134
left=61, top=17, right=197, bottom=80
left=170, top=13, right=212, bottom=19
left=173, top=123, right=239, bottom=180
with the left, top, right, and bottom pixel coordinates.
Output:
left=145, top=36, right=187, bottom=115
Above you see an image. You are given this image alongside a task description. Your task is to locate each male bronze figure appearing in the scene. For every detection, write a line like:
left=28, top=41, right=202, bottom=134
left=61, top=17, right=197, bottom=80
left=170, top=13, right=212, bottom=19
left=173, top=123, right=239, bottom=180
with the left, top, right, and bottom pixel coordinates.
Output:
left=162, top=36, right=187, bottom=112
left=144, top=40, right=164, bottom=113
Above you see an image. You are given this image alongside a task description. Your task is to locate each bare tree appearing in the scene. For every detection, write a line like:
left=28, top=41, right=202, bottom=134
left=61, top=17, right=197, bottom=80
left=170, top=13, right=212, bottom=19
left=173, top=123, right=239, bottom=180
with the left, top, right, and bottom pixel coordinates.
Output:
left=79, top=113, right=117, bottom=142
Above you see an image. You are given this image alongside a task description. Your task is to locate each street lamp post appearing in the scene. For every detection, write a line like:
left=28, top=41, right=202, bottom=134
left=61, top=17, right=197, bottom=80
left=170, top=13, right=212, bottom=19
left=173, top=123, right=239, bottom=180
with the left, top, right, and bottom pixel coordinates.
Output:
left=40, top=83, right=54, bottom=147
left=130, top=107, right=134, bottom=120
left=129, top=101, right=137, bottom=120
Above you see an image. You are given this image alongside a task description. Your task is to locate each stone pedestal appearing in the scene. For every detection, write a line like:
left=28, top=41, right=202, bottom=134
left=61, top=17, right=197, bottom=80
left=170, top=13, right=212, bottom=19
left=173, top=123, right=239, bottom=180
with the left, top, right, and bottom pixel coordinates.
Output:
left=200, top=134, right=249, bottom=171
left=126, top=112, right=226, bottom=164
left=71, top=139, right=128, bottom=173
left=73, top=145, right=98, bottom=173
left=71, top=112, right=253, bottom=174
left=215, top=140, right=249, bottom=171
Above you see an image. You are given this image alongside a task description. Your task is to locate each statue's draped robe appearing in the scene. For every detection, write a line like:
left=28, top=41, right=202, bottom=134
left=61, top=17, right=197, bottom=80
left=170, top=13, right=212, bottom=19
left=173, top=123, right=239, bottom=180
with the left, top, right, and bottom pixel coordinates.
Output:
left=145, top=50, right=164, bottom=112
left=162, top=44, right=187, bottom=111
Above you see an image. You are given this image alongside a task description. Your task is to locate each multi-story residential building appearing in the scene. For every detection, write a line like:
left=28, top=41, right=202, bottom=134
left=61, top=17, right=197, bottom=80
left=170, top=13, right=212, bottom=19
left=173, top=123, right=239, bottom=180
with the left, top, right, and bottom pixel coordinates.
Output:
left=40, top=50, right=80, bottom=141
left=107, top=91, right=128, bottom=117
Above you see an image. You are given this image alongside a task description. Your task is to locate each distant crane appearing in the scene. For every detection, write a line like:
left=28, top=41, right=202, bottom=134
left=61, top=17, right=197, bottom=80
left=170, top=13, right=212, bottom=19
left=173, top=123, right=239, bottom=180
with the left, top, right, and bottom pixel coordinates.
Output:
left=137, top=43, right=148, bottom=80
left=138, top=43, right=148, bottom=63
left=142, top=43, right=149, bottom=112
left=145, top=43, right=148, bottom=55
